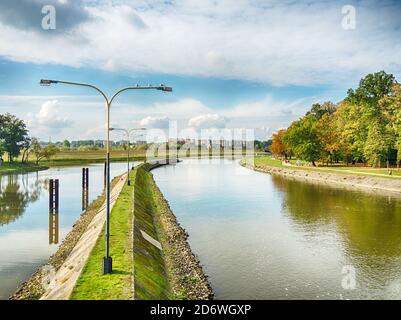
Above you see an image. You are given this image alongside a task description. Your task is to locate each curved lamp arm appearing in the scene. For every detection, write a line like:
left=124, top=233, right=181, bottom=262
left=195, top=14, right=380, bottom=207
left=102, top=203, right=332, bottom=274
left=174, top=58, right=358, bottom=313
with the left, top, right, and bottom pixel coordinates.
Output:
left=40, top=79, right=109, bottom=103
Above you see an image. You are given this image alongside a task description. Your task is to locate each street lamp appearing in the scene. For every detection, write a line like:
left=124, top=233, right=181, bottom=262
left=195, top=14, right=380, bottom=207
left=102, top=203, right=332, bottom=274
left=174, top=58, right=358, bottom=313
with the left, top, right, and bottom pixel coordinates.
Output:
left=110, top=127, right=146, bottom=186
left=40, top=79, right=172, bottom=274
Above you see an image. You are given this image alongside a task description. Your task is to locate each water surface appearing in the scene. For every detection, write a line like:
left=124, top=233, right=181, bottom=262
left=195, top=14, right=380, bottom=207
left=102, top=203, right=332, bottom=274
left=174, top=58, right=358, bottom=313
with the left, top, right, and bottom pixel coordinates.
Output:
left=0, top=162, right=127, bottom=299
left=152, top=159, right=401, bottom=299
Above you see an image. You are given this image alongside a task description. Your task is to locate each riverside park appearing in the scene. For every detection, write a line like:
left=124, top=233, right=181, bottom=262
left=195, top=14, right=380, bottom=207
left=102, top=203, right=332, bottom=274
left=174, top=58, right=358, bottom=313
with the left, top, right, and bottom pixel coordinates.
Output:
left=1, top=0, right=401, bottom=309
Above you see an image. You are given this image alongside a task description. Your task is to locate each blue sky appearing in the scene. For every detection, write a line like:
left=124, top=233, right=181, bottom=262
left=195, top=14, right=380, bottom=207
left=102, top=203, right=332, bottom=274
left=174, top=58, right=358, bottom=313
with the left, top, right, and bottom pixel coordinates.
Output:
left=0, top=0, right=400, bottom=140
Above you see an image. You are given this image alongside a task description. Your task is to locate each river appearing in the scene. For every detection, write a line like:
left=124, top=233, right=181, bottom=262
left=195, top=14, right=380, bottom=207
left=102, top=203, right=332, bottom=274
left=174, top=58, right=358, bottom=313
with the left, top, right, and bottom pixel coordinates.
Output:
left=152, top=158, right=401, bottom=299
left=0, top=162, right=128, bottom=300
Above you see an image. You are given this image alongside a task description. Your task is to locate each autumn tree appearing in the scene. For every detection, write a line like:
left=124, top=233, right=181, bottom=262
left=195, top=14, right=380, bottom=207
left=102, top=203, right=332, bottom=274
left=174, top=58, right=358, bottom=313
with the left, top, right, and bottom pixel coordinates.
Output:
left=317, top=113, right=341, bottom=165
left=271, top=129, right=289, bottom=159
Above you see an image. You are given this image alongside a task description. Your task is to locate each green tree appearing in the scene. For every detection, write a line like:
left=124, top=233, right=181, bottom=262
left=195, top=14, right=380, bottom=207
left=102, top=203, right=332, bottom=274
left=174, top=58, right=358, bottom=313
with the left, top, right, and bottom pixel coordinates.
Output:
left=346, top=71, right=396, bottom=106
left=0, top=113, right=29, bottom=162
left=62, top=139, right=71, bottom=148
left=283, top=115, right=322, bottom=166
left=345, top=71, right=397, bottom=166
left=31, top=139, right=59, bottom=163
left=379, top=83, right=401, bottom=167
left=43, top=144, right=59, bottom=161
left=20, top=137, right=32, bottom=163
left=306, top=101, right=336, bottom=120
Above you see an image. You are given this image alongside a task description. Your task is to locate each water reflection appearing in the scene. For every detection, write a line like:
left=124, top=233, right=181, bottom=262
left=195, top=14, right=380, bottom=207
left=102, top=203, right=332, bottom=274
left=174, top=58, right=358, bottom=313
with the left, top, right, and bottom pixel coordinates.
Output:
left=0, top=162, right=128, bottom=300
left=0, top=173, right=43, bottom=226
left=272, top=175, right=401, bottom=297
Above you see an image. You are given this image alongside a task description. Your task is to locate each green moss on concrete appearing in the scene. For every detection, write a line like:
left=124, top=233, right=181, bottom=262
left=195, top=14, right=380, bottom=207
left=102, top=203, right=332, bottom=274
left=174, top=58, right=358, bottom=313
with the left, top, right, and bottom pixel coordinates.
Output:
left=132, top=165, right=171, bottom=299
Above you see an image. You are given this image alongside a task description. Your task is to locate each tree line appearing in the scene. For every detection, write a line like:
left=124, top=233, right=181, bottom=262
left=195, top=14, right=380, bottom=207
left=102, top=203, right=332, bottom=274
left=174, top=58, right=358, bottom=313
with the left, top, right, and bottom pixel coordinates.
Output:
left=0, top=113, right=58, bottom=164
left=271, top=71, right=401, bottom=167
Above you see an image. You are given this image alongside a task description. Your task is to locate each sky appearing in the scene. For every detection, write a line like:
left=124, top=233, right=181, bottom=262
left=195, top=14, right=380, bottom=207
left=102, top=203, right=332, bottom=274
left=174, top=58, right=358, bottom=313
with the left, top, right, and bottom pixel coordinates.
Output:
left=0, top=0, right=400, bottom=141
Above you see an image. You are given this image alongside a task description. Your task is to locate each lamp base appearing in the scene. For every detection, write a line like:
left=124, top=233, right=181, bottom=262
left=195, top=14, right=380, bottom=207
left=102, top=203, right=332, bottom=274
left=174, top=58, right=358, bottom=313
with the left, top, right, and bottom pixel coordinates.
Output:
left=102, top=256, right=113, bottom=274
left=127, top=180, right=131, bottom=186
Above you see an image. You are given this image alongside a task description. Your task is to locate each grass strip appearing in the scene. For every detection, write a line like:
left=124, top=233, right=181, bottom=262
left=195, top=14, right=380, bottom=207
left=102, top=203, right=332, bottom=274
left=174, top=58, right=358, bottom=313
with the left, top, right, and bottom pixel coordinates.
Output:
left=0, top=162, right=48, bottom=175
left=70, top=172, right=135, bottom=300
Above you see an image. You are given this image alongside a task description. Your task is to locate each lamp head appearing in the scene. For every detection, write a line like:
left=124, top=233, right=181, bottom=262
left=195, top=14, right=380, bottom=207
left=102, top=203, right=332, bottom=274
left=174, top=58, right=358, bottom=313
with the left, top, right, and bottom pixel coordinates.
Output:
left=40, top=79, right=58, bottom=86
left=157, top=84, right=173, bottom=92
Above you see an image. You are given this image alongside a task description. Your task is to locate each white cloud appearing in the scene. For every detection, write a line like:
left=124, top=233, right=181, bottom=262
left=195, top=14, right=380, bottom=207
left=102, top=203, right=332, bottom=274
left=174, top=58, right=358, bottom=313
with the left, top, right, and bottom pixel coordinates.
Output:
left=27, top=100, right=73, bottom=134
left=0, top=1, right=399, bottom=85
left=188, top=113, right=227, bottom=129
left=139, top=116, right=170, bottom=128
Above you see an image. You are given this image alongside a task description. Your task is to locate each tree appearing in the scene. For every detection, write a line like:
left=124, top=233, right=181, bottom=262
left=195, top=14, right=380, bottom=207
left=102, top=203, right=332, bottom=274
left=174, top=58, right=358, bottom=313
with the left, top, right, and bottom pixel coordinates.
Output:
left=271, top=129, right=289, bottom=159
left=0, top=138, right=5, bottom=162
left=345, top=71, right=397, bottom=166
left=42, top=144, right=59, bottom=161
left=363, top=119, right=392, bottom=167
left=31, top=138, right=44, bottom=164
left=306, top=101, right=336, bottom=120
left=283, top=115, right=323, bottom=166
left=31, top=139, right=59, bottom=163
left=346, top=71, right=396, bottom=106
left=378, top=83, right=401, bottom=167
left=280, top=71, right=400, bottom=168
left=62, top=139, right=71, bottom=149
left=335, top=102, right=359, bottom=164
left=20, top=137, right=32, bottom=163
left=317, top=113, right=341, bottom=165
left=0, top=113, right=29, bottom=162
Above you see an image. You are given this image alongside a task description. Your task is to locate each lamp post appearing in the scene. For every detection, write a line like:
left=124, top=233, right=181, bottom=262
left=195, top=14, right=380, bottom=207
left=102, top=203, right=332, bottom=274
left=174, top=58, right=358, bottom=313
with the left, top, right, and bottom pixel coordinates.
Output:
left=110, top=127, right=146, bottom=186
left=40, top=79, right=172, bottom=274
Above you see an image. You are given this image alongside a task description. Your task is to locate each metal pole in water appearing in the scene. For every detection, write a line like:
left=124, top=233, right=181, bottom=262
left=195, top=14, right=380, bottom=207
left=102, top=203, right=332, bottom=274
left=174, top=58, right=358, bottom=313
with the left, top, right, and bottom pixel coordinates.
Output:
left=49, top=179, right=59, bottom=244
left=82, top=168, right=85, bottom=211
left=49, top=179, right=53, bottom=244
left=82, top=168, right=89, bottom=211
left=86, top=168, right=89, bottom=209
left=55, top=179, right=59, bottom=244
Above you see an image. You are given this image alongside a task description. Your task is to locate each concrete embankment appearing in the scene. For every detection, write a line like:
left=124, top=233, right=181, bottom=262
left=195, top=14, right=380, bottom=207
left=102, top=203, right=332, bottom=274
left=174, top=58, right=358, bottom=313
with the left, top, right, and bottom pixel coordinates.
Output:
left=242, top=160, right=401, bottom=195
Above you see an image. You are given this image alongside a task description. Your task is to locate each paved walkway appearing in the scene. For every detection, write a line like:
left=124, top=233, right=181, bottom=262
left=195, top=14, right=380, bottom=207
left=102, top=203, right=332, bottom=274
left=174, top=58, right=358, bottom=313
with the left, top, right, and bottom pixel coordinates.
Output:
left=282, top=161, right=401, bottom=179
left=40, top=174, right=127, bottom=300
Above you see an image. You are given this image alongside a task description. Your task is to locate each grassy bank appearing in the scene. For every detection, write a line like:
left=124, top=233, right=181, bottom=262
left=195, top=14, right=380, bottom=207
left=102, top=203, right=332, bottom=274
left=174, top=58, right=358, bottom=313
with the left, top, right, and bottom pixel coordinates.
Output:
left=132, top=164, right=171, bottom=299
left=0, top=162, right=48, bottom=175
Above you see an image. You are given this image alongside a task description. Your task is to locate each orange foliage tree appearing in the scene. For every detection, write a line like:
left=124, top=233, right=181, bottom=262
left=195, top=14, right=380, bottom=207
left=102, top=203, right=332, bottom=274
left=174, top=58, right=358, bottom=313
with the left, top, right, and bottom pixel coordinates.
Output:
left=271, top=129, right=289, bottom=159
